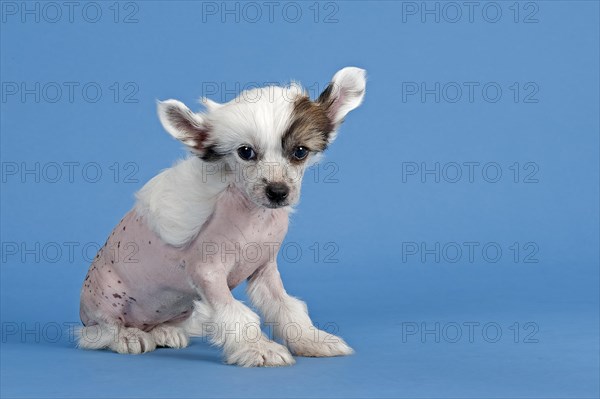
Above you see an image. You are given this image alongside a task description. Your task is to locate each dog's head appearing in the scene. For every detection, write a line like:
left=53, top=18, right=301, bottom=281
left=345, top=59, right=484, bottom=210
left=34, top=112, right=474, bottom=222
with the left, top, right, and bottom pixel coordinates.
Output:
left=157, top=67, right=366, bottom=209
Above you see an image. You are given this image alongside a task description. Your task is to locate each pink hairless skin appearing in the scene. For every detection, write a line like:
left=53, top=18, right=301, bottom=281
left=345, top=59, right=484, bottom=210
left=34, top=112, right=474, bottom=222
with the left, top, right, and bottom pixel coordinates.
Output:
left=78, top=67, right=366, bottom=367
left=81, top=186, right=288, bottom=332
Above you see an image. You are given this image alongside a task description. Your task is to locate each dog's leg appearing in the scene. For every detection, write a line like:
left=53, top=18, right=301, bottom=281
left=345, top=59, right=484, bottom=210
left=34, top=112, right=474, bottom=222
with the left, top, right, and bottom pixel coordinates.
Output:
left=184, top=269, right=295, bottom=367
left=247, top=262, right=354, bottom=357
left=77, top=324, right=157, bottom=354
left=150, top=324, right=189, bottom=349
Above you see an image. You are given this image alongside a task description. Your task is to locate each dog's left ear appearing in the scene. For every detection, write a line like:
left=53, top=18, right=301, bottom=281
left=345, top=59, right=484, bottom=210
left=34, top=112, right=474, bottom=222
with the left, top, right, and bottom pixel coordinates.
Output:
left=318, top=67, right=366, bottom=127
left=157, top=99, right=211, bottom=154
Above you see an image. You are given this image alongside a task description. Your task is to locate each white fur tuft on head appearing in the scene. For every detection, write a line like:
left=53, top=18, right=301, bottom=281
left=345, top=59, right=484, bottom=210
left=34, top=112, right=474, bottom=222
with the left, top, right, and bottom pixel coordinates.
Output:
left=141, top=68, right=366, bottom=246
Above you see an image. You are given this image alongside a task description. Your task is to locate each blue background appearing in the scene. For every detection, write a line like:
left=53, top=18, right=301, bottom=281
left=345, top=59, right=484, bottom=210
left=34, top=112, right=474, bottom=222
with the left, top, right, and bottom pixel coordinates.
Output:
left=1, top=1, right=599, bottom=398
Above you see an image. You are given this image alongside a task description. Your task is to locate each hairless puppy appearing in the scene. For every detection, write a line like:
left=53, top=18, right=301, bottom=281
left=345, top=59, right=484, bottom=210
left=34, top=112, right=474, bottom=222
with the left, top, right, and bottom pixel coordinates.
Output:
left=78, top=67, right=366, bottom=367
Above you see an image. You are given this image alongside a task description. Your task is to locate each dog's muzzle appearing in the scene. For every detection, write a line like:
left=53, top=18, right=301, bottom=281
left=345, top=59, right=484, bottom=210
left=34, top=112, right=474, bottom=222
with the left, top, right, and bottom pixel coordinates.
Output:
left=265, top=182, right=289, bottom=206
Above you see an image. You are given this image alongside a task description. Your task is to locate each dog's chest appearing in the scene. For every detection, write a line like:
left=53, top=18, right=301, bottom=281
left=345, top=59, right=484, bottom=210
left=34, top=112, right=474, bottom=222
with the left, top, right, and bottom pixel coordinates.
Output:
left=193, top=187, right=289, bottom=287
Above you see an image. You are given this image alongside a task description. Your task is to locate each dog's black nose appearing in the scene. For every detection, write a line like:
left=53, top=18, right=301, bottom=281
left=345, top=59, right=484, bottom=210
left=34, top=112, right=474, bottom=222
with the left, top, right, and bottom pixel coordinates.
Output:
left=265, top=182, right=289, bottom=202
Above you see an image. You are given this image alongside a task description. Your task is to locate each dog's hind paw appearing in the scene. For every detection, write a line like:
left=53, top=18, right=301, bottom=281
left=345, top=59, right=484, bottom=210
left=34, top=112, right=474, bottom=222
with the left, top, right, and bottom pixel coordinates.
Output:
left=151, top=325, right=189, bottom=349
left=110, top=327, right=157, bottom=354
left=225, top=338, right=295, bottom=367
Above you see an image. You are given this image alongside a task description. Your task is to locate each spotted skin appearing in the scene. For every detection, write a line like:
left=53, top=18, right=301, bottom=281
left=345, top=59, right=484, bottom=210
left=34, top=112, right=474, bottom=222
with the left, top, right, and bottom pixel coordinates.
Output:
left=80, top=186, right=288, bottom=332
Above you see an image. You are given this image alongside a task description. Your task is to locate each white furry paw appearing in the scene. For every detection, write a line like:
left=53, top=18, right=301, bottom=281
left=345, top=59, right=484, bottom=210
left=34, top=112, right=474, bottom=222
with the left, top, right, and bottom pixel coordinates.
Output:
left=151, top=325, right=189, bottom=349
left=110, top=327, right=157, bottom=354
left=289, top=330, right=354, bottom=357
left=225, top=338, right=295, bottom=367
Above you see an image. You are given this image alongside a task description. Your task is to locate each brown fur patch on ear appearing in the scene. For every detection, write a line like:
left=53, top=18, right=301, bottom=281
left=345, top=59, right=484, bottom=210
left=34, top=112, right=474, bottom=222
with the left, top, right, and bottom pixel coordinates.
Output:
left=165, top=107, right=208, bottom=142
left=165, top=105, right=212, bottom=154
left=282, top=95, right=334, bottom=156
left=316, top=83, right=335, bottom=108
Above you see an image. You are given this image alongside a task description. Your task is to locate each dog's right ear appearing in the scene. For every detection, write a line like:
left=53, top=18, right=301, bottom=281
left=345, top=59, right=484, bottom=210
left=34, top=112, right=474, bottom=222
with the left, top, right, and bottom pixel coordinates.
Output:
left=157, top=99, right=210, bottom=154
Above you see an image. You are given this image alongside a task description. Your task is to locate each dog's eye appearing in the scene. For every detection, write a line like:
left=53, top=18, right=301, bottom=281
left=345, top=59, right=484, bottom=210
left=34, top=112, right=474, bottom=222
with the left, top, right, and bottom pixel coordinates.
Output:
left=292, top=146, right=309, bottom=161
left=237, top=146, right=256, bottom=161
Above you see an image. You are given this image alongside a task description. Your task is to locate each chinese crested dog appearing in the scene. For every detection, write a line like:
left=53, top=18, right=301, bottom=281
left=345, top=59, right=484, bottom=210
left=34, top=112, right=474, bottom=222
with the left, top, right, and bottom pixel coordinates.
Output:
left=78, top=67, right=366, bottom=366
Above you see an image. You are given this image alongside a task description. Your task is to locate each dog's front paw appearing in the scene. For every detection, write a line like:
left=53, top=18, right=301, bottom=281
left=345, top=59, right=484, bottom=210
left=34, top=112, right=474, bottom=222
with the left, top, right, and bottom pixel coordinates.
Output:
left=151, top=325, right=189, bottom=349
left=110, top=327, right=157, bottom=354
left=226, top=338, right=295, bottom=367
left=289, top=330, right=354, bottom=357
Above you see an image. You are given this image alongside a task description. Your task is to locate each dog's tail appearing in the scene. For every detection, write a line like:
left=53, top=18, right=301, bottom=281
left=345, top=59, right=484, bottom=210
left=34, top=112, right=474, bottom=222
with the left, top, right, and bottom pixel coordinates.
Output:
left=76, top=324, right=119, bottom=350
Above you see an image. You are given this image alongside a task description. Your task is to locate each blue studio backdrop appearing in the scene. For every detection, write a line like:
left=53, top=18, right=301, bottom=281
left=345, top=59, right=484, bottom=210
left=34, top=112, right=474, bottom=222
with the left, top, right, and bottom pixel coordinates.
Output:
left=1, top=1, right=599, bottom=398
